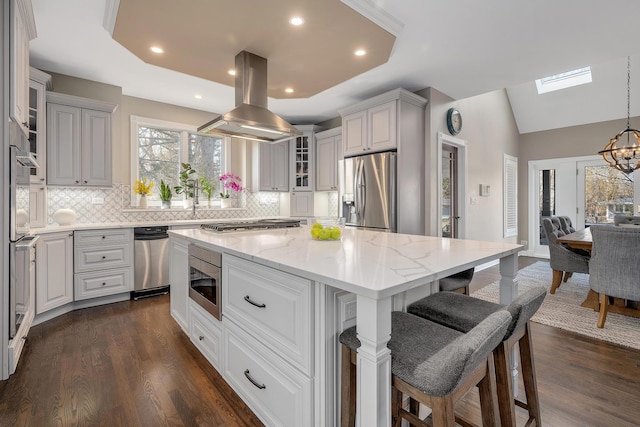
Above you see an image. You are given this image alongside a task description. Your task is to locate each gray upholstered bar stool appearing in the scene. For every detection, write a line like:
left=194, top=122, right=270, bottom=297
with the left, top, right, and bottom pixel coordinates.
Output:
left=407, top=287, right=547, bottom=427
left=339, top=310, right=511, bottom=427
left=439, top=267, right=475, bottom=295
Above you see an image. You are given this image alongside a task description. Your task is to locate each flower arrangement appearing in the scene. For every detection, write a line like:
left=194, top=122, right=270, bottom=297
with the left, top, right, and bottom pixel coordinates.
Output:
left=219, top=173, right=243, bottom=198
left=133, top=178, right=154, bottom=196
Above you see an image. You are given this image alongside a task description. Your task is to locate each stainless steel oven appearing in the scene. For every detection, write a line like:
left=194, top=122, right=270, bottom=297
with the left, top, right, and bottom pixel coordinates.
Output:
left=188, top=244, right=222, bottom=320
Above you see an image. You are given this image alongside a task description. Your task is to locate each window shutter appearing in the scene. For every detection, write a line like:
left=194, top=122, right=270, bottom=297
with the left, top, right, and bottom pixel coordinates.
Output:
left=504, top=154, right=518, bottom=238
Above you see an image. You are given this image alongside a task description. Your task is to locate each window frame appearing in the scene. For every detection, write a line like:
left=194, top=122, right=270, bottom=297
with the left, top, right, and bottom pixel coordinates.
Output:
left=130, top=115, right=229, bottom=207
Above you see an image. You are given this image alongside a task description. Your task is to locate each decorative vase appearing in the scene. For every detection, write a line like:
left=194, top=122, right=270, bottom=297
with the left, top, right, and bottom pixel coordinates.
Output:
left=183, top=198, right=191, bottom=209
left=221, top=198, right=232, bottom=209
left=52, top=208, right=77, bottom=226
left=139, top=195, right=148, bottom=209
left=161, top=200, right=171, bottom=209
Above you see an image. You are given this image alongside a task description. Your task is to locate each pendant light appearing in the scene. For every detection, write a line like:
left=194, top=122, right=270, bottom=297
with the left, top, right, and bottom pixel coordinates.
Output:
left=599, top=56, right=640, bottom=174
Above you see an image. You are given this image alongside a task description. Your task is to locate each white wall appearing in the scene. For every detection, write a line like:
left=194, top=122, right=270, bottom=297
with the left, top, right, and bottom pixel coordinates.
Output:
left=420, top=87, right=520, bottom=243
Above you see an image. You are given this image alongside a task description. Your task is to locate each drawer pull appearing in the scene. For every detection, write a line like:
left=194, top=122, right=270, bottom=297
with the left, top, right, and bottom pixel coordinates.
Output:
left=198, top=336, right=204, bottom=341
left=244, top=295, right=266, bottom=308
left=102, top=236, right=106, bottom=239
left=102, top=256, right=106, bottom=259
left=101, top=282, right=106, bottom=286
left=243, top=369, right=266, bottom=390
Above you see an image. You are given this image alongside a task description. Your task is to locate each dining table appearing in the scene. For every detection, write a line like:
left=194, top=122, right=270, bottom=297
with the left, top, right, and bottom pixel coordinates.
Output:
left=557, top=227, right=592, bottom=251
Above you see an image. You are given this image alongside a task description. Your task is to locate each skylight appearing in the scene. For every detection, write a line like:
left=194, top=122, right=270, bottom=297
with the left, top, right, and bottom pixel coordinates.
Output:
left=535, top=66, right=592, bottom=94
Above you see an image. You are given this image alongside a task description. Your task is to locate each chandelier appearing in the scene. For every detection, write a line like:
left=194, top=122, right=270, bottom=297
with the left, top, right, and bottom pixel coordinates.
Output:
left=599, top=56, right=640, bottom=174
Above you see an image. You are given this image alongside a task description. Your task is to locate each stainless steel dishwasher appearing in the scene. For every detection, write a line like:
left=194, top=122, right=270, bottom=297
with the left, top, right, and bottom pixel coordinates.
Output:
left=133, top=226, right=170, bottom=299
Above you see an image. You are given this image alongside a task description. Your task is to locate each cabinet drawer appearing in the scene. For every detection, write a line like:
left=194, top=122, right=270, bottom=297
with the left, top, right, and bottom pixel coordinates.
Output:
left=74, top=243, right=132, bottom=272
left=74, top=267, right=132, bottom=300
left=223, top=254, right=313, bottom=374
left=223, top=321, right=312, bottom=427
left=190, top=300, right=222, bottom=370
left=74, top=228, right=132, bottom=246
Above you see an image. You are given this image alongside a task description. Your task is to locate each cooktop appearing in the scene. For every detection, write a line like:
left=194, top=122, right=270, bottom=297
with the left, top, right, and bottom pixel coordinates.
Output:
left=200, top=218, right=301, bottom=232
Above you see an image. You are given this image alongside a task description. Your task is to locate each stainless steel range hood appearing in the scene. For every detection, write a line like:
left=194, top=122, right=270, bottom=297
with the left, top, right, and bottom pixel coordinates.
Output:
left=198, top=51, right=302, bottom=143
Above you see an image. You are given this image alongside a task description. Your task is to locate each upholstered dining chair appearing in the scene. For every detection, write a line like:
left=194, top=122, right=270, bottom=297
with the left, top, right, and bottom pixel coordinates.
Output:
left=613, top=214, right=640, bottom=227
left=541, top=217, right=589, bottom=294
left=589, top=225, right=640, bottom=328
left=438, top=267, right=475, bottom=295
left=558, top=216, right=576, bottom=234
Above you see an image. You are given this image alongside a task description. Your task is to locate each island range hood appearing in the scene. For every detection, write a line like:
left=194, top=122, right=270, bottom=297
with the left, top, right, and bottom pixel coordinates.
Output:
left=198, top=51, right=302, bottom=143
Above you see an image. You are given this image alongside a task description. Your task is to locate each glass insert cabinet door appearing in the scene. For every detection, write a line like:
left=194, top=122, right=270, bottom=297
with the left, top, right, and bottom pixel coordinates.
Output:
left=292, top=135, right=312, bottom=191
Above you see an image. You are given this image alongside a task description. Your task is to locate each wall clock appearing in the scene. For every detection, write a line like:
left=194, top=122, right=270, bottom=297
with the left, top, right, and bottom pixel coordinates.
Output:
left=446, top=108, right=462, bottom=136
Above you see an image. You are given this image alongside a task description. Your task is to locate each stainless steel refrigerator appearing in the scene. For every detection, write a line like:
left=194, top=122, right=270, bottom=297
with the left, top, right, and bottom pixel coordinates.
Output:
left=340, top=151, right=397, bottom=232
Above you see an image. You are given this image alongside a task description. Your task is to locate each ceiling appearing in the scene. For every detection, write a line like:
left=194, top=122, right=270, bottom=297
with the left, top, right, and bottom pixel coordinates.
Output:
left=29, top=0, right=640, bottom=132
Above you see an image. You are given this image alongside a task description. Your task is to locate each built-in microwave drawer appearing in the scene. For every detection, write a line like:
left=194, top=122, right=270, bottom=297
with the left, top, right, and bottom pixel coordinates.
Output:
left=74, top=228, right=132, bottom=246
left=222, top=254, right=313, bottom=375
left=223, top=321, right=312, bottom=427
left=74, top=243, right=132, bottom=273
left=74, top=267, right=132, bottom=300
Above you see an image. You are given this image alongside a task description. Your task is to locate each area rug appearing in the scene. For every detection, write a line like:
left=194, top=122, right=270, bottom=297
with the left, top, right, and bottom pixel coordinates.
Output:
left=472, top=261, right=640, bottom=350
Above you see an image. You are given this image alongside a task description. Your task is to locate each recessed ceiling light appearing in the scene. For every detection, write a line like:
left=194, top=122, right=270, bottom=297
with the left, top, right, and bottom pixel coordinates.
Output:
left=150, top=46, right=164, bottom=54
left=354, top=49, right=366, bottom=57
left=289, top=16, right=304, bottom=26
left=285, top=88, right=294, bottom=93
left=228, top=69, right=236, bottom=76
left=194, top=94, right=202, bottom=99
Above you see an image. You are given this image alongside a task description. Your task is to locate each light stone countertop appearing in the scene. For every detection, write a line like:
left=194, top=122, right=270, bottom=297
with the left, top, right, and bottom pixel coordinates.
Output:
left=28, top=216, right=305, bottom=235
left=170, top=226, right=523, bottom=299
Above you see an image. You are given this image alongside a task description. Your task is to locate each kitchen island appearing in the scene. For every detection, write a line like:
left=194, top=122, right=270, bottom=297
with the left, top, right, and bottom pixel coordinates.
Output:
left=169, top=225, right=522, bottom=427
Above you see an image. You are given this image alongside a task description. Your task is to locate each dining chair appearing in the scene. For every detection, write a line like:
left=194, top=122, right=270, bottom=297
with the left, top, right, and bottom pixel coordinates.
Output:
left=589, top=225, right=640, bottom=328
left=613, top=214, right=640, bottom=227
left=438, top=267, right=475, bottom=295
left=557, top=216, right=575, bottom=234
left=541, top=217, right=589, bottom=294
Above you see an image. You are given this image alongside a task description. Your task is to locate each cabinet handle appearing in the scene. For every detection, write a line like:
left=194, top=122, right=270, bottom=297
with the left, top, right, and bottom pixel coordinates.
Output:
left=69, top=233, right=73, bottom=237
left=244, top=295, right=266, bottom=308
left=244, top=369, right=266, bottom=390
left=40, top=178, right=44, bottom=181
left=198, top=336, right=204, bottom=341
left=102, top=256, right=106, bottom=259
left=84, top=180, right=88, bottom=184
left=102, top=236, right=106, bottom=239
left=40, top=187, right=44, bottom=190
left=22, top=122, right=29, bottom=129
left=101, top=282, right=106, bottom=286
left=75, top=180, right=80, bottom=184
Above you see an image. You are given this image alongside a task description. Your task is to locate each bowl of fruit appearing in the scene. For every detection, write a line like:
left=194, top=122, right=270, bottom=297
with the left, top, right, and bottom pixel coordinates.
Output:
left=310, top=217, right=345, bottom=241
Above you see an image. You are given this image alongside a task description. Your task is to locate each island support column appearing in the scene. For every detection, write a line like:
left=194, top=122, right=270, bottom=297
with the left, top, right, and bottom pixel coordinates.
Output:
left=499, top=253, right=520, bottom=396
left=355, top=294, right=393, bottom=427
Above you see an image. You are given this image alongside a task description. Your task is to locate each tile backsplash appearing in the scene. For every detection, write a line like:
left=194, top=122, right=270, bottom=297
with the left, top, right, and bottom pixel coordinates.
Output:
left=45, top=184, right=339, bottom=225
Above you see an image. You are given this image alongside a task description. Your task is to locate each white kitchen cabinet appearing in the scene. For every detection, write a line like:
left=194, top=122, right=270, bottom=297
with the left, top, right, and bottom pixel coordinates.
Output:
left=169, top=236, right=189, bottom=331
left=252, top=141, right=289, bottom=192
left=28, top=185, right=46, bottom=228
left=9, top=0, right=36, bottom=137
left=223, top=253, right=313, bottom=375
left=28, top=68, right=52, bottom=184
left=339, top=88, right=429, bottom=158
left=315, top=127, right=342, bottom=191
left=189, top=300, right=222, bottom=370
left=73, top=229, right=133, bottom=301
left=290, top=192, right=314, bottom=217
left=290, top=125, right=322, bottom=192
left=46, top=92, right=117, bottom=187
left=36, top=232, right=74, bottom=314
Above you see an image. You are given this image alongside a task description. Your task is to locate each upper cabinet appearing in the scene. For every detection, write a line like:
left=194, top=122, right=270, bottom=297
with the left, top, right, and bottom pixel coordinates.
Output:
left=290, top=125, right=322, bottom=192
left=339, top=89, right=426, bottom=158
left=10, top=0, right=37, bottom=137
left=315, top=127, right=342, bottom=192
left=29, top=68, right=52, bottom=184
left=251, top=140, right=289, bottom=192
left=46, top=92, right=118, bottom=187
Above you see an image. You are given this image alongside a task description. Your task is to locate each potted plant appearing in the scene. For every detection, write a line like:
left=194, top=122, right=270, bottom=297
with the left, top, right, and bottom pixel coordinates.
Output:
left=199, top=176, right=215, bottom=207
left=219, top=173, right=244, bottom=208
left=133, top=178, right=154, bottom=208
left=160, top=179, right=172, bottom=209
left=174, top=163, right=196, bottom=209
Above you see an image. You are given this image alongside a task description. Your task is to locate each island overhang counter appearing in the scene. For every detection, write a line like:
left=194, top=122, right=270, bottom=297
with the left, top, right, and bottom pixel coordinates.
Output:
left=169, top=226, right=523, bottom=427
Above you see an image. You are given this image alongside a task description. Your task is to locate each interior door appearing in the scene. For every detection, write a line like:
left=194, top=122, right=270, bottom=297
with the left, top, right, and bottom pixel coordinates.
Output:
left=442, top=145, right=458, bottom=238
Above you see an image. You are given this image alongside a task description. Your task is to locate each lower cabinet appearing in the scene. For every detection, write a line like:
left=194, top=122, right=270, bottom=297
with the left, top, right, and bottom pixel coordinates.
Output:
left=36, top=232, right=74, bottom=314
left=223, top=320, right=312, bottom=427
left=189, top=300, right=222, bottom=370
left=73, top=229, right=133, bottom=301
left=169, top=236, right=189, bottom=330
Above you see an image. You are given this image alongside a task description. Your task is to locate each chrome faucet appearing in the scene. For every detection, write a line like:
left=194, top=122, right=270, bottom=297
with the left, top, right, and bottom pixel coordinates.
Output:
left=190, top=179, right=199, bottom=218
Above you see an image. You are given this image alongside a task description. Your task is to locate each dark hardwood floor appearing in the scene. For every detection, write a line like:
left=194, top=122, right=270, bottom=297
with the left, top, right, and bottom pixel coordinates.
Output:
left=1, top=257, right=639, bottom=426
